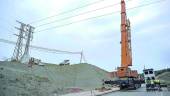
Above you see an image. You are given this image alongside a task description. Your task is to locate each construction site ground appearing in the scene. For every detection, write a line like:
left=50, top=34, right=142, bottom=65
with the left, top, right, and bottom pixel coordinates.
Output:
left=103, top=84, right=170, bottom=96
left=61, top=87, right=119, bottom=96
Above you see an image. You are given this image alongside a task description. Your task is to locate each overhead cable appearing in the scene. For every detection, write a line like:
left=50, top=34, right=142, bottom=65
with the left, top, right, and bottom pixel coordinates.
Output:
left=35, top=2, right=122, bottom=27
left=0, top=38, right=81, bottom=54
left=29, top=0, right=107, bottom=24
left=36, top=0, right=166, bottom=32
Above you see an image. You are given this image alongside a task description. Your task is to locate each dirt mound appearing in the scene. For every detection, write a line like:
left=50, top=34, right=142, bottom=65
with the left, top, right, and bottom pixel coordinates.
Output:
left=0, top=61, right=112, bottom=96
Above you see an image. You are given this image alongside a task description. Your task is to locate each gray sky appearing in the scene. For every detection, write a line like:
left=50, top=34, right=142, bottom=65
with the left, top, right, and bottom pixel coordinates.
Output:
left=0, top=0, right=170, bottom=73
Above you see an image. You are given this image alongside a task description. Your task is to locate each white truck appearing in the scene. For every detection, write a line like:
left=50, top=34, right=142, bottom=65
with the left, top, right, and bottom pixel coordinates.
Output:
left=59, top=60, right=70, bottom=66
left=143, top=68, right=161, bottom=91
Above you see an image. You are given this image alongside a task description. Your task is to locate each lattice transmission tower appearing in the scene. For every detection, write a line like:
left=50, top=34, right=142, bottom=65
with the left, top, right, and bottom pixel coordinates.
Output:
left=20, top=24, right=35, bottom=63
left=12, top=21, right=34, bottom=63
left=12, top=21, right=27, bottom=61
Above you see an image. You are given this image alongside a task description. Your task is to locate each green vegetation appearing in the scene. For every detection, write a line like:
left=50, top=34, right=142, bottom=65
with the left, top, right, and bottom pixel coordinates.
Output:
left=156, top=72, right=170, bottom=85
left=152, top=68, right=170, bottom=85
left=155, top=68, right=170, bottom=76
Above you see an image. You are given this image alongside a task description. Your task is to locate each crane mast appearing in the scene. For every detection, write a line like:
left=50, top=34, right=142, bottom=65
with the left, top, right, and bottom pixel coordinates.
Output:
left=121, top=0, right=132, bottom=67
left=117, top=0, right=136, bottom=78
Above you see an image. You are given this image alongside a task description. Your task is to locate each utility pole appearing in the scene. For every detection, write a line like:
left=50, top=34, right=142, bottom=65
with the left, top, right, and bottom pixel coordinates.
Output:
left=12, top=21, right=27, bottom=61
left=20, top=24, right=35, bottom=63
left=80, top=50, right=83, bottom=64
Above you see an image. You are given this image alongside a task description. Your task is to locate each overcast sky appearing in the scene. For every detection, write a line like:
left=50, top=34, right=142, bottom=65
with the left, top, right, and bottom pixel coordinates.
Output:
left=0, top=0, right=170, bottom=73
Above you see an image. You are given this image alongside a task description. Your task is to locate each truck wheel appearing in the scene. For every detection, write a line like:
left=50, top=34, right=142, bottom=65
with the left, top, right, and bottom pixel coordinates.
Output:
left=134, top=84, right=137, bottom=90
left=132, top=84, right=136, bottom=90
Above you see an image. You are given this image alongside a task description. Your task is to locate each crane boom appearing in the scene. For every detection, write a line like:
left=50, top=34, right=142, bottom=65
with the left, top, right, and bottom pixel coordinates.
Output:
left=117, top=0, right=137, bottom=78
left=121, top=0, right=132, bottom=67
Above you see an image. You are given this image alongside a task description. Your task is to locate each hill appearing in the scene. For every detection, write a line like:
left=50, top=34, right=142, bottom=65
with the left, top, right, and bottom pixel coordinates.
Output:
left=155, top=69, right=170, bottom=85
left=0, top=61, right=112, bottom=96
left=155, top=68, right=170, bottom=76
left=156, top=72, right=170, bottom=84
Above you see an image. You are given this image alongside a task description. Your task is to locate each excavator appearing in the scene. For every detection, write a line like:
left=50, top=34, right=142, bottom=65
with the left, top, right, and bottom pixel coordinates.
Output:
left=104, top=0, right=141, bottom=90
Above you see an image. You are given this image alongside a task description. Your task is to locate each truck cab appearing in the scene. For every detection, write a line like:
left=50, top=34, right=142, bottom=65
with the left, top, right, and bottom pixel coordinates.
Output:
left=143, top=69, right=161, bottom=91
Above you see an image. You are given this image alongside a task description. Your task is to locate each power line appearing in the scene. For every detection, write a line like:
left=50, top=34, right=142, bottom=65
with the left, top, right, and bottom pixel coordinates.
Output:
left=36, top=12, right=118, bottom=32
left=36, top=0, right=166, bottom=32
left=0, top=38, right=81, bottom=54
left=35, top=0, right=134, bottom=27
left=35, top=1, right=124, bottom=27
left=0, top=38, right=86, bottom=64
left=31, top=45, right=81, bottom=54
left=29, top=0, right=107, bottom=24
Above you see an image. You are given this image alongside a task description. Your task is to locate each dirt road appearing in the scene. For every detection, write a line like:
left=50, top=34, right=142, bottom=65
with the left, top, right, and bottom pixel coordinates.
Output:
left=103, top=85, right=169, bottom=96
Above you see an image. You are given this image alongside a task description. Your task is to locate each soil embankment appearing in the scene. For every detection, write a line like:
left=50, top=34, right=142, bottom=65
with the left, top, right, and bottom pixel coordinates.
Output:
left=0, top=61, right=112, bottom=96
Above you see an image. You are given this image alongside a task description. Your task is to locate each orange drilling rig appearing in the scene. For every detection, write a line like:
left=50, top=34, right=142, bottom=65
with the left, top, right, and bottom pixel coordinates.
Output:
left=104, top=0, right=141, bottom=90
left=117, top=0, right=138, bottom=78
